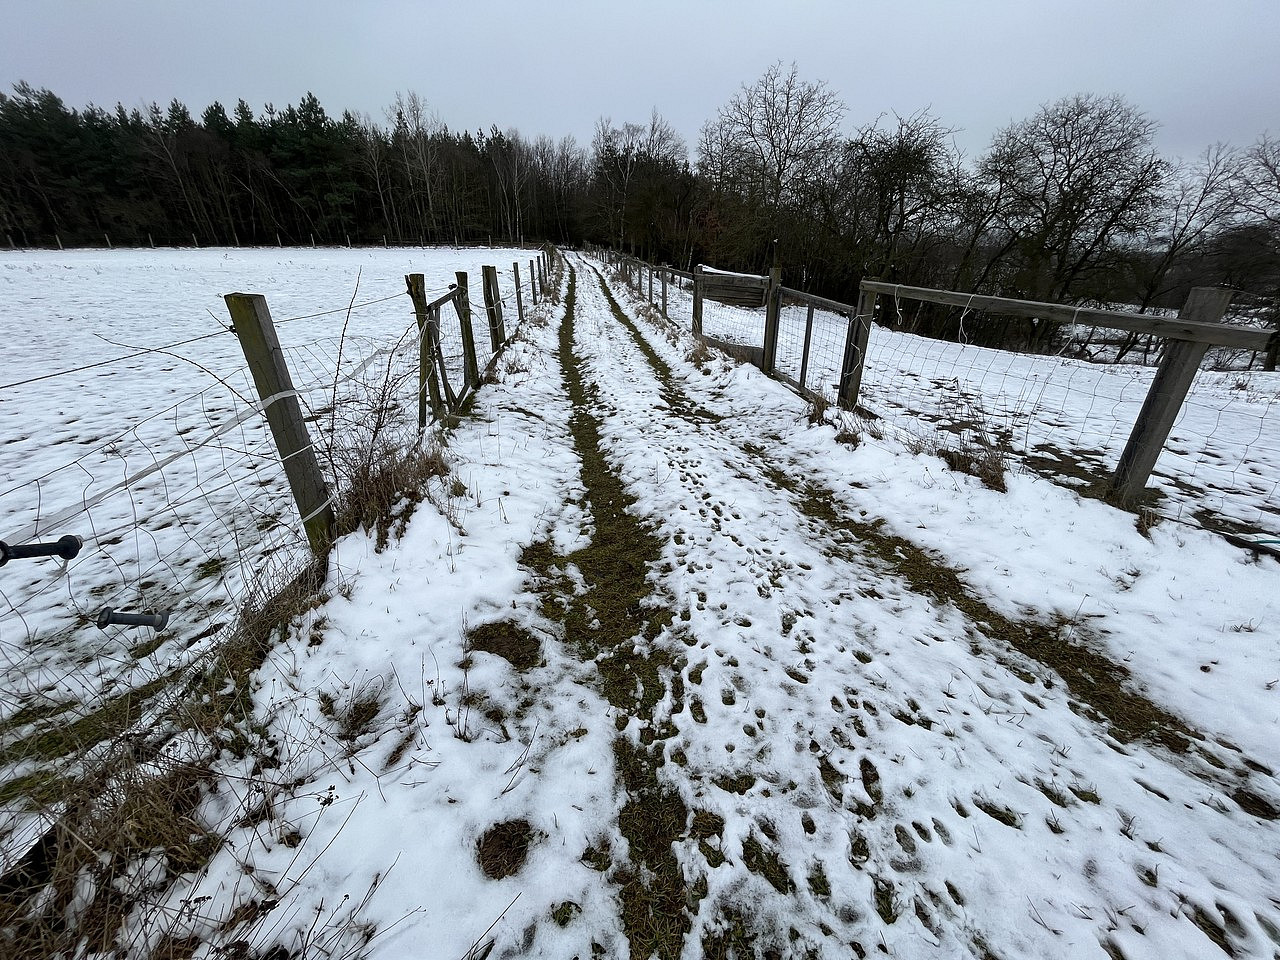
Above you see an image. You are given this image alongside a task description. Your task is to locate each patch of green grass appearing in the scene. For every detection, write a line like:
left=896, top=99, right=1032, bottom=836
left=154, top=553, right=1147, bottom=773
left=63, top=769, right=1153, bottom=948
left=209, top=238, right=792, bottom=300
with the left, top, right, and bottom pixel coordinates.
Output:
left=467, top=620, right=542, bottom=672
left=973, top=796, right=1022, bottom=828
left=807, top=862, right=830, bottom=897
left=4, top=672, right=179, bottom=765
left=741, top=835, right=793, bottom=894
left=524, top=265, right=691, bottom=959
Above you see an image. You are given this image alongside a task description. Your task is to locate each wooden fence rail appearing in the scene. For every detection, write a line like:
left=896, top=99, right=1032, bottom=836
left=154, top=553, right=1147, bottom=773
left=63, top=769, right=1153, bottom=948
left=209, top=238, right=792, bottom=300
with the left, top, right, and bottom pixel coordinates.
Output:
left=592, top=246, right=1278, bottom=516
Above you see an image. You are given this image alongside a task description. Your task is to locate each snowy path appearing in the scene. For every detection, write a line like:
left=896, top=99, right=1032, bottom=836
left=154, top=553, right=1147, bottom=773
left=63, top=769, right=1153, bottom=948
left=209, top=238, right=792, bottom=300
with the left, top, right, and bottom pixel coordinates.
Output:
left=563, top=259, right=1280, bottom=958
left=159, top=255, right=1280, bottom=960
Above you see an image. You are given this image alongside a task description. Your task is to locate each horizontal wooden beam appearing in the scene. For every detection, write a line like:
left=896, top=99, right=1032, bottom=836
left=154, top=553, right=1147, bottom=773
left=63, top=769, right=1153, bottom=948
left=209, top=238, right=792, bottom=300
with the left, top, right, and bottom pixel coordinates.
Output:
left=780, top=286, right=858, bottom=316
left=861, top=280, right=1273, bottom=351
left=426, top=287, right=460, bottom=313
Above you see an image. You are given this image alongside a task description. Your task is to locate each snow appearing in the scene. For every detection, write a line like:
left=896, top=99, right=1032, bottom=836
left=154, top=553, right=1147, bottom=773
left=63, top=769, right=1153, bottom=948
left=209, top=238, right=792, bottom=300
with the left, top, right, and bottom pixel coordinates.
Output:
left=3, top=248, right=1279, bottom=958
left=684, top=280, right=1280, bottom=541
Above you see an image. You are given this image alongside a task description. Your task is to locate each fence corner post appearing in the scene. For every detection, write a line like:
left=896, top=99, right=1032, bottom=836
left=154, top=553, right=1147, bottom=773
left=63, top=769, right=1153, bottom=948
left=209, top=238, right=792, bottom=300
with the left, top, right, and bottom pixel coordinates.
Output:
left=1108, top=286, right=1233, bottom=505
left=225, top=292, right=334, bottom=555
left=837, top=285, right=878, bottom=410
left=762, top=266, right=783, bottom=373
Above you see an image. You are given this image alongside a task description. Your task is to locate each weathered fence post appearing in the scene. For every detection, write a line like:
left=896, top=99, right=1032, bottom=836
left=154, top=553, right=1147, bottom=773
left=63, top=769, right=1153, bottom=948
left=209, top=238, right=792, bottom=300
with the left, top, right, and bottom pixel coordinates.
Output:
left=225, top=293, right=334, bottom=555
left=692, top=265, right=704, bottom=337
left=529, top=259, right=539, bottom=304
left=837, top=287, right=878, bottom=410
left=648, top=264, right=654, bottom=304
left=1108, top=287, right=1234, bottom=504
left=453, top=271, right=480, bottom=390
left=405, top=274, right=447, bottom=427
left=661, top=266, right=668, bottom=318
left=513, top=261, right=526, bottom=325
left=799, top=304, right=815, bottom=395
left=481, top=264, right=506, bottom=350
left=761, top=266, right=783, bottom=373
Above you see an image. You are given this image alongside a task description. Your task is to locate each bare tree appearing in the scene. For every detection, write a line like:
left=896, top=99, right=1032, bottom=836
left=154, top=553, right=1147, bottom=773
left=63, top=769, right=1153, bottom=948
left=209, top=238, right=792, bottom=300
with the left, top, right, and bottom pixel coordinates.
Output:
left=1238, top=134, right=1280, bottom=229
left=591, top=115, right=646, bottom=248
left=698, top=61, right=845, bottom=211
left=980, top=93, right=1168, bottom=306
left=388, top=91, right=443, bottom=240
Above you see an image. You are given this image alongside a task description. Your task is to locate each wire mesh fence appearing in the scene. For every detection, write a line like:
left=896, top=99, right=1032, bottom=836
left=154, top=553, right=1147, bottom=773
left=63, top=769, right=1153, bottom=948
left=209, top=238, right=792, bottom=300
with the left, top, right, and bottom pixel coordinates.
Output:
left=0, top=253, right=544, bottom=846
left=590, top=247, right=1279, bottom=544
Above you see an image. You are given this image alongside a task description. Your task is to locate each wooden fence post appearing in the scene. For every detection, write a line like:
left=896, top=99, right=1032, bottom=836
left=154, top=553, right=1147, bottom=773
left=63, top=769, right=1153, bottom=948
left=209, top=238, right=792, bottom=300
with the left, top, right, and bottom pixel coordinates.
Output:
left=837, top=287, right=877, bottom=410
left=513, top=261, right=526, bottom=325
left=1108, top=287, right=1233, bottom=504
left=761, top=266, right=783, bottom=373
left=648, top=264, right=654, bottom=303
left=799, top=304, right=815, bottom=394
left=405, top=274, right=447, bottom=426
left=692, top=265, right=704, bottom=337
left=661, top=266, right=668, bottom=318
left=529, top=259, right=539, bottom=304
left=481, top=264, right=506, bottom=350
left=453, top=271, right=480, bottom=390
left=225, top=293, right=334, bottom=555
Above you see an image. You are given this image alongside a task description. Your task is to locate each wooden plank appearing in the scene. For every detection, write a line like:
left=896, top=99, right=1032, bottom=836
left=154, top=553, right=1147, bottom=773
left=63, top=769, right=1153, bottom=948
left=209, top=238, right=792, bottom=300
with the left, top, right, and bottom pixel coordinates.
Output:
left=705, top=291, right=768, bottom=308
left=1108, top=287, right=1233, bottom=504
left=702, top=273, right=769, bottom=291
left=780, top=286, right=855, bottom=316
left=225, top=293, right=334, bottom=555
left=861, top=280, right=1270, bottom=351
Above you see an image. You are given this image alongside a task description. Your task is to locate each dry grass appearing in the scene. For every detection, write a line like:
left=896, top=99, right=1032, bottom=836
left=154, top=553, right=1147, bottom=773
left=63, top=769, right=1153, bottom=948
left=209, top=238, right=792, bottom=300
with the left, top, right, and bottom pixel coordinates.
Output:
left=332, top=438, right=450, bottom=550
left=475, top=819, right=535, bottom=880
left=805, top=390, right=830, bottom=426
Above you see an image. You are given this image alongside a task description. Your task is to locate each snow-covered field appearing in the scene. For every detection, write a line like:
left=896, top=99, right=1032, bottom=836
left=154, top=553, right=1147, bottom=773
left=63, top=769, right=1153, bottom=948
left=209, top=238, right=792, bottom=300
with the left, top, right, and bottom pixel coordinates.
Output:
left=675, top=279, right=1280, bottom=541
left=3, top=250, right=1279, bottom=959
left=0, top=247, right=530, bottom=785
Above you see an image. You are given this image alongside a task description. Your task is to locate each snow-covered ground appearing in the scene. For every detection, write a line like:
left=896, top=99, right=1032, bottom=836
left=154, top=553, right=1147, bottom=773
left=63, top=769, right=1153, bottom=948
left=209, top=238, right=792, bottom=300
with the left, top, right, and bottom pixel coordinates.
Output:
left=3, top=250, right=1278, bottom=959
left=674, top=278, right=1280, bottom=541
left=0, top=247, right=531, bottom=788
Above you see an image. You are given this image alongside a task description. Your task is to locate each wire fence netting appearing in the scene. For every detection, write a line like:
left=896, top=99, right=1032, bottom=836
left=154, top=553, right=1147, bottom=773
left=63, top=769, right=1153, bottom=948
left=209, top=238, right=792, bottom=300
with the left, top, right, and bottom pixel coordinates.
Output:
left=597, top=251, right=1279, bottom=543
left=0, top=254, right=536, bottom=832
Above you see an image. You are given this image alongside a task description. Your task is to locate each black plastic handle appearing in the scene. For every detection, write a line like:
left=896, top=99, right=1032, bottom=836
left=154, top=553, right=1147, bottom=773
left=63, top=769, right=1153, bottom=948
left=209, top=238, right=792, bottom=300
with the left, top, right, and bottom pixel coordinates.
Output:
left=0, top=535, right=82, bottom=567
left=96, top=608, right=170, bottom=631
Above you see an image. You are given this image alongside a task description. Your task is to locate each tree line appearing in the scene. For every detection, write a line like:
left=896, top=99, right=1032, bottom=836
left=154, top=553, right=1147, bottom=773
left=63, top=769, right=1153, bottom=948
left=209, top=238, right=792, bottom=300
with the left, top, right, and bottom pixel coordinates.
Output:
left=2, top=66, right=1277, bottom=330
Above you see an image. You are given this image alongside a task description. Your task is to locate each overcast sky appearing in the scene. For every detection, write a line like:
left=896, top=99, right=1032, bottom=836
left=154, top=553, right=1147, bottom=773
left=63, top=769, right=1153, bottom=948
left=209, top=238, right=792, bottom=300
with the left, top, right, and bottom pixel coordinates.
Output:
left=3, top=0, right=1276, bottom=162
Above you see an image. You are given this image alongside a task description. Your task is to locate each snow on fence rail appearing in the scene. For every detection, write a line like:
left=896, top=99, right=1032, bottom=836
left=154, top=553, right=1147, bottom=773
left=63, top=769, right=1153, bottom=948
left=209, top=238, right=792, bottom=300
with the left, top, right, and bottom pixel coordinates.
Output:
left=0, top=250, right=553, bottom=833
left=594, top=247, right=1280, bottom=544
